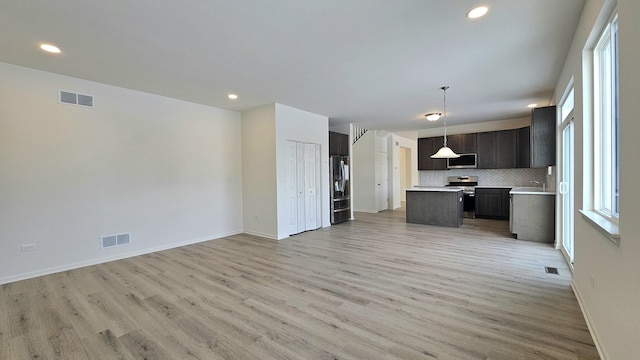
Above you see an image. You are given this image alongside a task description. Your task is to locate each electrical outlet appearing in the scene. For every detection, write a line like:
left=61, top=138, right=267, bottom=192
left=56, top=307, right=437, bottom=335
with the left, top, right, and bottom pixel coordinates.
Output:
left=590, top=276, right=596, bottom=288
left=21, top=244, right=36, bottom=252
left=254, top=215, right=259, bottom=221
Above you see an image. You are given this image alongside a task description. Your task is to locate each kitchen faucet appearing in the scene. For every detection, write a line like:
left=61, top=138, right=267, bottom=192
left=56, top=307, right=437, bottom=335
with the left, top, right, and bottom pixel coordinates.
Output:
left=530, top=180, right=546, bottom=191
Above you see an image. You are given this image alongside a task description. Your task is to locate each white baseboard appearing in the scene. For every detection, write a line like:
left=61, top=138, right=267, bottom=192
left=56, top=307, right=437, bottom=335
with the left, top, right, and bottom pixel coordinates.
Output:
left=242, top=230, right=278, bottom=240
left=0, top=229, right=242, bottom=285
left=571, top=281, right=609, bottom=360
left=353, top=208, right=379, bottom=213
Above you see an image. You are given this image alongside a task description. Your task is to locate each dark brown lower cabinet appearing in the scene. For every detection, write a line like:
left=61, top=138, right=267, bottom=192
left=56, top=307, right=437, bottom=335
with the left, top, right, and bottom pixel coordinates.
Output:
left=475, top=188, right=511, bottom=220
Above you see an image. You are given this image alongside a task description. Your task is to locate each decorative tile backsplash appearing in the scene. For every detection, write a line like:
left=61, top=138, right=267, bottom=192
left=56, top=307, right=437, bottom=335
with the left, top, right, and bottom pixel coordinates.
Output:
left=420, top=168, right=552, bottom=188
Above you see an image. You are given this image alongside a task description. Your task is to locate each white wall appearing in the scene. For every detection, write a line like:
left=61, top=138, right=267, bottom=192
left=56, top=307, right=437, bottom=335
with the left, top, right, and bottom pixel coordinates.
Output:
left=0, top=62, right=243, bottom=284
left=328, top=124, right=349, bottom=135
left=352, top=131, right=377, bottom=212
left=388, top=136, right=400, bottom=209
left=553, top=0, right=640, bottom=359
left=241, top=104, right=278, bottom=239
left=399, top=148, right=412, bottom=202
left=274, top=103, right=330, bottom=239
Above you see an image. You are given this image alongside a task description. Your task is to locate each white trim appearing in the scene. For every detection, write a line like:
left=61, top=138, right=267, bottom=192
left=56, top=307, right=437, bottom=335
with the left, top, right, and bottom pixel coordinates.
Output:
left=571, top=282, right=609, bottom=360
left=579, top=209, right=620, bottom=245
left=0, top=230, right=242, bottom=285
left=242, top=230, right=279, bottom=240
left=560, top=248, right=574, bottom=273
left=353, top=208, right=380, bottom=214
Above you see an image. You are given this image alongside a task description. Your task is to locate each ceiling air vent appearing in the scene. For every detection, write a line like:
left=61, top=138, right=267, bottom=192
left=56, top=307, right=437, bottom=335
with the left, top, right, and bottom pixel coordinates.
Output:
left=101, top=233, right=131, bottom=249
left=59, top=90, right=94, bottom=107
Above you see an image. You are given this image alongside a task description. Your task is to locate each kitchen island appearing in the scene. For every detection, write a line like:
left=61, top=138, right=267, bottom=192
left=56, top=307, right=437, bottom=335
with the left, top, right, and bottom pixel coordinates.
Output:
left=509, top=187, right=556, bottom=242
left=406, top=187, right=463, bottom=227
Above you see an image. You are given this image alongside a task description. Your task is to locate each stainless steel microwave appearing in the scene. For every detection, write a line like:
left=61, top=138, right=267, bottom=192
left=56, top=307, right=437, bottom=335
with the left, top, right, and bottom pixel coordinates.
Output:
left=447, top=153, right=477, bottom=169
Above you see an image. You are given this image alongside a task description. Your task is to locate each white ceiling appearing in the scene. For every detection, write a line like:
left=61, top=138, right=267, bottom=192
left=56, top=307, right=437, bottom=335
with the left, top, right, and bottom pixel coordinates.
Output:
left=0, top=0, right=584, bottom=132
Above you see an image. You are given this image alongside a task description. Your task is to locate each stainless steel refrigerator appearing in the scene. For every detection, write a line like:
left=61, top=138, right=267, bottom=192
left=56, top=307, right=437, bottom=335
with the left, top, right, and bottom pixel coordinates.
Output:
left=330, top=155, right=350, bottom=224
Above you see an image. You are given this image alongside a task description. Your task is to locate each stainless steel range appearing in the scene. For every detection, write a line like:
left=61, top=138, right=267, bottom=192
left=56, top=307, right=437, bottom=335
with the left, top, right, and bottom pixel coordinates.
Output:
left=446, top=175, right=478, bottom=218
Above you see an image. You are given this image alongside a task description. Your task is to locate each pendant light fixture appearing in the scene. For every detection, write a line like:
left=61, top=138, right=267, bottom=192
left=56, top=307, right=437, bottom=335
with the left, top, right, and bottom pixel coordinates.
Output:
left=430, top=86, right=460, bottom=159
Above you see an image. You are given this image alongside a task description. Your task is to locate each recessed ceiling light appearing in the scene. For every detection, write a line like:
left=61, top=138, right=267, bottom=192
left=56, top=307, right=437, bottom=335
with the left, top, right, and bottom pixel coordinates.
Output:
left=40, top=43, right=61, bottom=54
left=467, top=6, right=489, bottom=19
left=425, top=113, right=441, bottom=121
left=227, top=94, right=238, bottom=100
left=527, top=103, right=538, bottom=108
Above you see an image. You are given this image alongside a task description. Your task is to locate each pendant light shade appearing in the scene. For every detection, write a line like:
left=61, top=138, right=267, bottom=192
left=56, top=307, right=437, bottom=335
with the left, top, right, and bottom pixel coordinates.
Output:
left=431, top=86, right=460, bottom=159
left=431, top=145, right=459, bottom=159
left=425, top=112, right=441, bottom=121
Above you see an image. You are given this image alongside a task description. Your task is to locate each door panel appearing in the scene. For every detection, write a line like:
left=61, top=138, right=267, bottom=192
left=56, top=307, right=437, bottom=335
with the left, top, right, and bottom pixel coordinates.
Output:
left=286, top=141, right=298, bottom=231
left=296, top=143, right=306, bottom=233
left=315, top=144, right=322, bottom=228
left=376, top=151, right=388, bottom=211
left=561, top=120, right=575, bottom=263
left=304, top=143, right=318, bottom=231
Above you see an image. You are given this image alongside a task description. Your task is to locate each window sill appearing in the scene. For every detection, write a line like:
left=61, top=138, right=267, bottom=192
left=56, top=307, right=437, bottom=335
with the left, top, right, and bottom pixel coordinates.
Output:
left=579, top=209, right=620, bottom=246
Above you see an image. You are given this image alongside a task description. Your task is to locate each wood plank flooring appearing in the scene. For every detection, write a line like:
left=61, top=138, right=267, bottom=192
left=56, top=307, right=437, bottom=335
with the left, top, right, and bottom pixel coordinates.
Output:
left=0, top=209, right=599, bottom=359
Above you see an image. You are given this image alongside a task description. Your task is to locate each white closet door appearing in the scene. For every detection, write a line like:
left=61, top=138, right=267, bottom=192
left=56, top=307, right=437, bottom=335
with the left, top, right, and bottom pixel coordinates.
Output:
left=304, top=143, right=318, bottom=231
left=296, top=143, right=306, bottom=233
left=314, top=144, right=322, bottom=229
left=286, top=141, right=298, bottom=233
left=376, top=151, right=388, bottom=211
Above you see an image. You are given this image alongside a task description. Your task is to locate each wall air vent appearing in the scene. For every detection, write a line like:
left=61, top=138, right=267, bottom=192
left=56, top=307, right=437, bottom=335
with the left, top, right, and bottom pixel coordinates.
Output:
left=101, top=233, right=131, bottom=249
left=116, top=233, right=130, bottom=246
left=545, top=266, right=559, bottom=275
left=59, top=90, right=94, bottom=107
left=59, top=91, right=77, bottom=104
left=77, top=94, right=93, bottom=107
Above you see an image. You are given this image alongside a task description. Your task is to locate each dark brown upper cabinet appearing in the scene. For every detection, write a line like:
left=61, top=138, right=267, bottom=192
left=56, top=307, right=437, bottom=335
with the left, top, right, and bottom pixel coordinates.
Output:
left=447, top=133, right=477, bottom=154
left=329, top=131, right=349, bottom=156
left=516, top=126, right=531, bottom=168
left=417, top=138, right=429, bottom=170
left=417, top=124, right=543, bottom=171
left=477, top=131, right=497, bottom=169
left=496, top=129, right=517, bottom=169
left=531, top=106, right=556, bottom=167
left=418, top=136, right=447, bottom=170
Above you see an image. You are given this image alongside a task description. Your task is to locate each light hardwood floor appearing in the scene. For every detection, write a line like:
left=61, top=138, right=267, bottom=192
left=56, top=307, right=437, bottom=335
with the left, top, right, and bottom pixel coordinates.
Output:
left=0, top=209, right=599, bottom=359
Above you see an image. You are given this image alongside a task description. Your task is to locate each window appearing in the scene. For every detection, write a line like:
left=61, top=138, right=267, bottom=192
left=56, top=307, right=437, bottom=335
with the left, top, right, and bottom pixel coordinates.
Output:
left=593, top=12, right=619, bottom=220
left=561, top=88, right=574, bottom=122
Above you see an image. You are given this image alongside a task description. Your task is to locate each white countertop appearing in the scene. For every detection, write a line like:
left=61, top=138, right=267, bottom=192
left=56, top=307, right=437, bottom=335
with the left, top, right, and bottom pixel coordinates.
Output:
left=509, top=187, right=556, bottom=195
left=475, top=185, right=519, bottom=189
left=407, top=187, right=463, bottom=192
